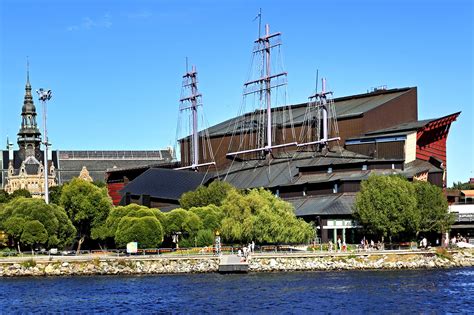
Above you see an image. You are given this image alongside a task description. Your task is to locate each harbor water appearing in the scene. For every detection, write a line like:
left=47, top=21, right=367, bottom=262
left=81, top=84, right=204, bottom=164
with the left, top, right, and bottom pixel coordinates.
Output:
left=1, top=267, right=473, bottom=313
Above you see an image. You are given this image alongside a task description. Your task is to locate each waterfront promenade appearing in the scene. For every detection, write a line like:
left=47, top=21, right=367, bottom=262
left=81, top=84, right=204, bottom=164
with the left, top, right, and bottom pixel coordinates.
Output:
left=0, top=248, right=473, bottom=277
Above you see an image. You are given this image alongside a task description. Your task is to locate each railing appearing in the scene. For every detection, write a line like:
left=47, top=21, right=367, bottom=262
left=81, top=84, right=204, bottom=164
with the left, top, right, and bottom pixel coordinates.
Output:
left=1, top=241, right=462, bottom=259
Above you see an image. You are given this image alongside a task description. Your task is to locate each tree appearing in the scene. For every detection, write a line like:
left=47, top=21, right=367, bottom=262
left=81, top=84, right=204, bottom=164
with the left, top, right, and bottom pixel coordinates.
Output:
left=10, top=189, right=32, bottom=199
left=189, top=204, right=224, bottom=231
left=115, top=216, right=163, bottom=248
left=164, top=209, right=203, bottom=237
left=0, top=198, right=76, bottom=251
left=93, top=204, right=166, bottom=247
left=451, top=181, right=472, bottom=190
left=179, top=181, right=235, bottom=209
left=21, top=220, right=48, bottom=253
left=60, top=178, right=112, bottom=252
left=220, top=188, right=314, bottom=244
left=354, top=175, right=418, bottom=242
left=414, top=181, right=454, bottom=235
left=49, top=185, right=63, bottom=205
left=0, top=190, right=9, bottom=203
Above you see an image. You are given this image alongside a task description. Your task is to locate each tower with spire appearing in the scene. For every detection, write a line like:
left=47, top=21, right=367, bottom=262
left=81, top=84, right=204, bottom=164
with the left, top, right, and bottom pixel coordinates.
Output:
left=17, top=61, right=42, bottom=161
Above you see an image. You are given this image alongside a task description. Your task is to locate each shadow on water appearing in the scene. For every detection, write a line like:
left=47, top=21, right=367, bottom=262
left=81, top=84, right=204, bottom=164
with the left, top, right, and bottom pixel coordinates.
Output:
left=1, top=268, right=473, bottom=313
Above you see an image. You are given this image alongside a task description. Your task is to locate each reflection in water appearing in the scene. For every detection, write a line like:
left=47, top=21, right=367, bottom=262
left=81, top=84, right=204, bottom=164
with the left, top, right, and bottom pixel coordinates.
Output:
left=0, top=268, right=473, bottom=313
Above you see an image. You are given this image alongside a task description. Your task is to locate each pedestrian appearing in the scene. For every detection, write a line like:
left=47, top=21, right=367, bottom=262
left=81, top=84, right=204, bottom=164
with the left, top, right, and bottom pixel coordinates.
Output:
left=237, top=248, right=242, bottom=257
left=251, top=240, right=255, bottom=253
left=328, top=240, right=333, bottom=252
left=337, top=237, right=342, bottom=252
left=422, top=237, right=428, bottom=249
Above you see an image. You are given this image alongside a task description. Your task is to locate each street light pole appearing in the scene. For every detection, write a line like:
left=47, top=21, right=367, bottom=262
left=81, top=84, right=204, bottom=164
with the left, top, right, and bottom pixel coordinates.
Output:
left=36, top=88, right=52, bottom=204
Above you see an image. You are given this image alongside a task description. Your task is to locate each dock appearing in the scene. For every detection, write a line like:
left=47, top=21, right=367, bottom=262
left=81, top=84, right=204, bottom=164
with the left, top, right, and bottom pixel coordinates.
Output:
left=218, top=255, right=249, bottom=273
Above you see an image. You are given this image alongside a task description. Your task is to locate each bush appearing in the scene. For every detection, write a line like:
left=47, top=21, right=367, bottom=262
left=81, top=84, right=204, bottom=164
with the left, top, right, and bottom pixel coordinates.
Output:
left=435, top=247, right=452, bottom=260
left=21, top=259, right=36, bottom=268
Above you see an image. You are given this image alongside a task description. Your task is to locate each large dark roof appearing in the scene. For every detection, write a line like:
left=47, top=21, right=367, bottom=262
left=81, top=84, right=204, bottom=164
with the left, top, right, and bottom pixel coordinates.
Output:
left=199, top=87, right=413, bottom=138
left=289, top=193, right=356, bottom=217
left=219, top=147, right=441, bottom=190
left=121, top=168, right=213, bottom=201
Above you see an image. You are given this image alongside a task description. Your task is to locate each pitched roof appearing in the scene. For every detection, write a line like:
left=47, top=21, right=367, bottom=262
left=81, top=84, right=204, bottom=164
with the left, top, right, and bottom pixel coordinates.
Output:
left=200, top=87, right=414, bottom=138
left=288, top=193, right=356, bottom=216
left=121, top=168, right=213, bottom=201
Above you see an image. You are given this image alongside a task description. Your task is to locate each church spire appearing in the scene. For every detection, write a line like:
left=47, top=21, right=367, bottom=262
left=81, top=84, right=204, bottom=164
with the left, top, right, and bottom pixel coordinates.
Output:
left=17, top=59, right=41, bottom=159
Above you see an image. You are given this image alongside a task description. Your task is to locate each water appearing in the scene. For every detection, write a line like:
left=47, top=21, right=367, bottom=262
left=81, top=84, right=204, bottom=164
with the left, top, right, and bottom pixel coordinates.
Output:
left=1, top=268, right=473, bottom=314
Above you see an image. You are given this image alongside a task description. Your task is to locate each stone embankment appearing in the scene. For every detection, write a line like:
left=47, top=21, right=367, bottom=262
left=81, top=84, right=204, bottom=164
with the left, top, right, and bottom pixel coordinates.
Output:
left=0, top=250, right=473, bottom=277
left=249, top=250, right=474, bottom=272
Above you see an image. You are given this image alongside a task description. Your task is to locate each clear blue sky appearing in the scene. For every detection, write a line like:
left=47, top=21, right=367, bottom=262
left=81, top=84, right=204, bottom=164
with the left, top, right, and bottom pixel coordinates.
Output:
left=0, top=0, right=472, bottom=185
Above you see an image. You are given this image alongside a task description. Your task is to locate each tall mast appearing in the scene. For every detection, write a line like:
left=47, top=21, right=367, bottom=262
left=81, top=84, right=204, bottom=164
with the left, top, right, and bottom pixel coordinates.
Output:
left=227, top=21, right=296, bottom=158
left=175, top=65, right=215, bottom=171
left=297, top=77, right=340, bottom=149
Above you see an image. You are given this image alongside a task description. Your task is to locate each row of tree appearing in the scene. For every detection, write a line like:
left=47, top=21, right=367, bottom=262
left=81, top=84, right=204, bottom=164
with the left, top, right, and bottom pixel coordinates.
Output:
left=354, top=175, right=454, bottom=242
left=0, top=179, right=314, bottom=251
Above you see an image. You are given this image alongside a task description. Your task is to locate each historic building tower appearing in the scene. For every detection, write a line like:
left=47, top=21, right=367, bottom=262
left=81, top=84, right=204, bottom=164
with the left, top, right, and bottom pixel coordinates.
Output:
left=3, top=68, right=57, bottom=197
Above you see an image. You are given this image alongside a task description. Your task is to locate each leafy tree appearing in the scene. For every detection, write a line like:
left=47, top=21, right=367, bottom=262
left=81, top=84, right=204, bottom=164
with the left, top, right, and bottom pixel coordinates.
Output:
left=0, top=198, right=75, bottom=251
left=92, top=180, right=106, bottom=188
left=3, top=217, right=26, bottom=253
left=115, top=216, right=163, bottom=248
left=179, top=181, right=235, bottom=209
left=49, top=185, right=63, bottom=205
left=0, top=190, right=9, bottom=203
left=21, top=220, right=48, bottom=253
left=220, top=188, right=314, bottom=244
left=60, top=178, right=112, bottom=252
left=451, top=181, right=472, bottom=190
left=195, top=229, right=215, bottom=247
left=93, top=204, right=165, bottom=245
left=189, top=204, right=223, bottom=231
left=414, top=181, right=454, bottom=235
left=164, top=209, right=203, bottom=237
left=10, top=189, right=32, bottom=199
left=354, top=175, right=418, bottom=242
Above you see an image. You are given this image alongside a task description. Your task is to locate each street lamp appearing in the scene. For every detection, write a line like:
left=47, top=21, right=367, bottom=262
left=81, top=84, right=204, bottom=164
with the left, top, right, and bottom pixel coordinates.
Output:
left=36, top=88, right=52, bottom=204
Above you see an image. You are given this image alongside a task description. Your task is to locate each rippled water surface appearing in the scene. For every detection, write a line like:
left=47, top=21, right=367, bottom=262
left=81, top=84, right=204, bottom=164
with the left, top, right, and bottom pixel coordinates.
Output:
left=1, top=268, right=473, bottom=313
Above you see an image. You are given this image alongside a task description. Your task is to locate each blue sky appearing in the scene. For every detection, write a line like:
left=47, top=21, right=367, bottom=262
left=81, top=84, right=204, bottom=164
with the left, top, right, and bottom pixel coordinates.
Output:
left=0, top=0, right=472, bottom=185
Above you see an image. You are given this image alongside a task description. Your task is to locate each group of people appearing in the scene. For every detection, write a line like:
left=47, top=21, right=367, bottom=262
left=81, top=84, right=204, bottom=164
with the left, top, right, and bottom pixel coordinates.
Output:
left=328, top=237, right=347, bottom=252
left=237, top=241, right=255, bottom=261
left=359, top=237, right=384, bottom=251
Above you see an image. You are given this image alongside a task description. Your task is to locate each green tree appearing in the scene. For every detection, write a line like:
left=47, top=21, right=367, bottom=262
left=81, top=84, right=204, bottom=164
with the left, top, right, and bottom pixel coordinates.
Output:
left=0, top=198, right=76, bottom=251
left=49, top=185, right=63, bottom=205
left=451, top=181, right=472, bottom=190
left=93, top=204, right=165, bottom=245
left=10, top=189, right=32, bottom=199
left=220, top=188, right=314, bottom=244
left=164, top=209, right=203, bottom=237
left=179, top=181, right=235, bottom=209
left=115, top=216, right=163, bottom=248
left=195, top=229, right=215, bottom=247
left=189, top=204, right=223, bottom=231
left=60, top=178, right=112, bottom=252
left=354, top=174, right=418, bottom=242
left=21, top=220, right=48, bottom=253
left=414, top=180, right=454, bottom=235
left=0, top=189, right=9, bottom=203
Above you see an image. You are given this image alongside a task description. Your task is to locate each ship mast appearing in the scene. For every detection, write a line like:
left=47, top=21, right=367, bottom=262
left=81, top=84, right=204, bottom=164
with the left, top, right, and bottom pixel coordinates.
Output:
left=227, top=22, right=296, bottom=158
left=175, top=65, right=215, bottom=171
left=298, top=78, right=340, bottom=149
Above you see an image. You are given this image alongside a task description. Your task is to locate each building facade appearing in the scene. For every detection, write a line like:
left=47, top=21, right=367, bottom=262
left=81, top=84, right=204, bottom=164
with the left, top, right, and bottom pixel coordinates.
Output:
left=1, top=72, right=175, bottom=197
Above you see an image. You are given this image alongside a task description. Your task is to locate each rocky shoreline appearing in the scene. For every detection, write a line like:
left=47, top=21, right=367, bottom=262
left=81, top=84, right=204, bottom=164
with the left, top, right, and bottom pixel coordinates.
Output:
left=0, top=250, right=473, bottom=277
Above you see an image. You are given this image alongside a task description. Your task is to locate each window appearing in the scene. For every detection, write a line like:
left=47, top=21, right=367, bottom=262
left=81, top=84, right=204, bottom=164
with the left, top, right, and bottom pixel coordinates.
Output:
left=362, top=164, right=367, bottom=171
left=328, top=167, right=333, bottom=174
left=333, top=183, right=338, bottom=193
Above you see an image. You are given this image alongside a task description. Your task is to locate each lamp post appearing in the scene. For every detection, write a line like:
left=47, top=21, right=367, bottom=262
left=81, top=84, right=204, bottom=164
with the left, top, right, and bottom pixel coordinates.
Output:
left=36, top=88, right=52, bottom=204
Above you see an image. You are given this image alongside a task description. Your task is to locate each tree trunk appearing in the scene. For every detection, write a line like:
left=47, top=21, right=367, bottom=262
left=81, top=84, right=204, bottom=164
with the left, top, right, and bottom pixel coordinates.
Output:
left=76, top=236, right=85, bottom=255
